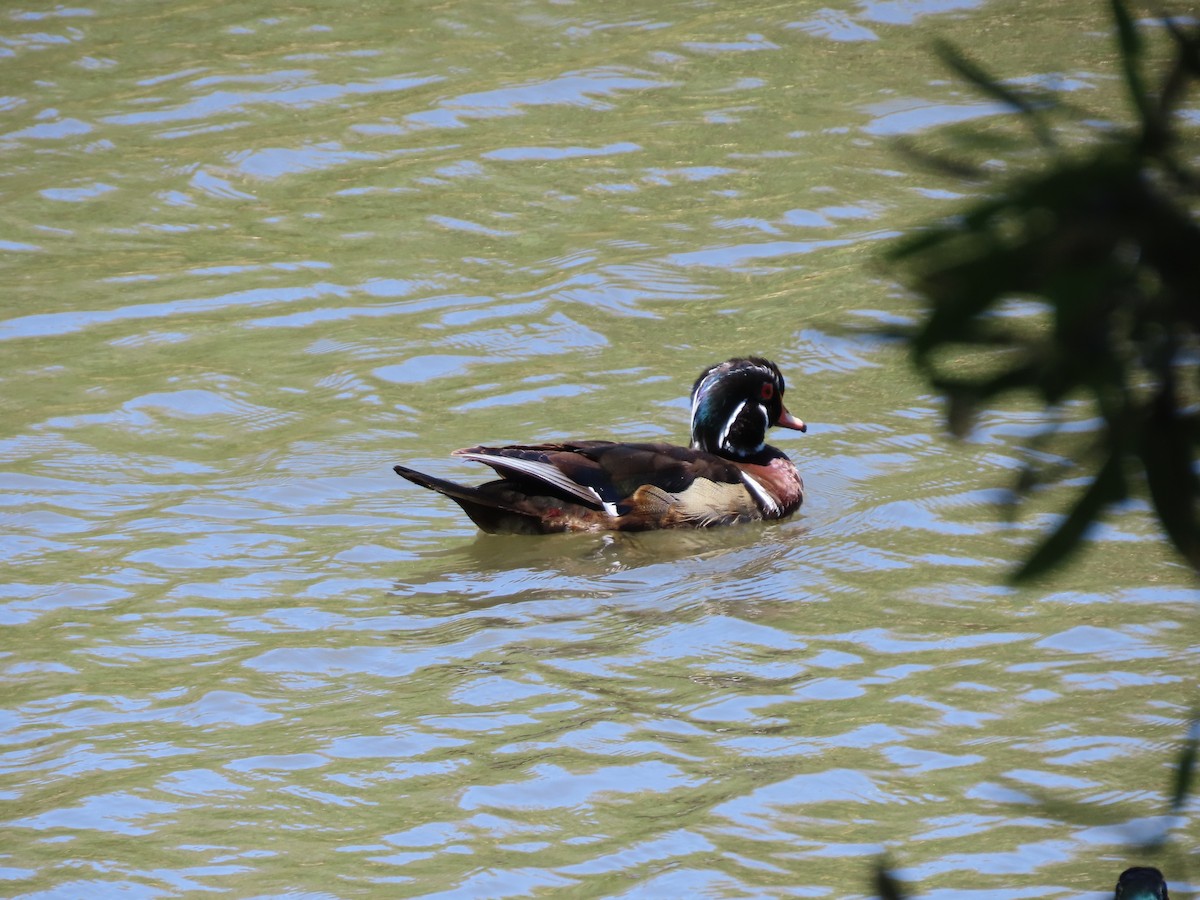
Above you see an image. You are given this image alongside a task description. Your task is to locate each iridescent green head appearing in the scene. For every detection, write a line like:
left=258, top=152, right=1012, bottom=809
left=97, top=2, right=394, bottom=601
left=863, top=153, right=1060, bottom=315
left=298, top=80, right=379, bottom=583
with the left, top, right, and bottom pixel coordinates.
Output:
left=689, top=357, right=806, bottom=458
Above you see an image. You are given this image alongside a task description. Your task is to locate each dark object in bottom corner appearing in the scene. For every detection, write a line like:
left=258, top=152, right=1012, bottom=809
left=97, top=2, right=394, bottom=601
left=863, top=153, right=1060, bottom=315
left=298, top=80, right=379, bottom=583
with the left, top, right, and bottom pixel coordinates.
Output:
left=1115, top=866, right=1168, bottom=900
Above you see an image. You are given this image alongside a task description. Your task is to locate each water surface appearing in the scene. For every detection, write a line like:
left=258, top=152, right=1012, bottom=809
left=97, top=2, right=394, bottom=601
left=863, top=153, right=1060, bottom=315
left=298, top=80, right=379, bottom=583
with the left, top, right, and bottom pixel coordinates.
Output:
left=1, top=0, right=1196, bottom=897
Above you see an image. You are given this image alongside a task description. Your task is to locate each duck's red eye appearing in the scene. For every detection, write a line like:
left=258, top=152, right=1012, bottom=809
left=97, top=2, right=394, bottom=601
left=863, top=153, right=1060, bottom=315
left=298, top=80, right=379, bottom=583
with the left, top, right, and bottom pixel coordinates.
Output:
left=760, top=382, right=774, bottom=400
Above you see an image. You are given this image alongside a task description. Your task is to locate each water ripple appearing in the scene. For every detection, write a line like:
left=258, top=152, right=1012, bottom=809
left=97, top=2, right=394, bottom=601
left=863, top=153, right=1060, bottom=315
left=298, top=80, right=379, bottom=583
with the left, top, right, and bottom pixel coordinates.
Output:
left=0, top=1, right=1193, bottom=897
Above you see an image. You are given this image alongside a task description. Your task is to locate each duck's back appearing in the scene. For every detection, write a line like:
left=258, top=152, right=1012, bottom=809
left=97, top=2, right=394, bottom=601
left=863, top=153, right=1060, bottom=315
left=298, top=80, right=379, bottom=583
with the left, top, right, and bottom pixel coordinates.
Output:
left=440, top=440, right=801, bottom=532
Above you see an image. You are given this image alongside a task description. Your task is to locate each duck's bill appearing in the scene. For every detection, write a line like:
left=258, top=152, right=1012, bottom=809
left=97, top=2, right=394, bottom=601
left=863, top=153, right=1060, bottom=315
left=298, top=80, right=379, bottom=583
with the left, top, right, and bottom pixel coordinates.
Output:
left=778, top=406, right=807, bottom=433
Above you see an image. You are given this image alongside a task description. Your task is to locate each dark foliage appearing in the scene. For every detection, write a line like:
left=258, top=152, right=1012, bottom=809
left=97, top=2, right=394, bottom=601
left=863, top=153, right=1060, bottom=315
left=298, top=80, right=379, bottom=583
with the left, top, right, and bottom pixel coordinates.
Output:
left=878, top=2, right=1198, bottom=893
left=889, top=0, right=1200, bottom=582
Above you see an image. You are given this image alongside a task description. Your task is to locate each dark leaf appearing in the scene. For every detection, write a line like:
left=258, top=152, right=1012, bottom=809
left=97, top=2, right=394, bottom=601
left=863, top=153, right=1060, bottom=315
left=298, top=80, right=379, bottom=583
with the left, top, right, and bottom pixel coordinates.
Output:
left=875, top=861, right=907, bottom=900
left=1151, top=17, right=1200, bottom=192
left=1170, top=717, right=1198, bottom=812
left=942, top=357, right=1045, bottom=403
left=1139, top=395, right=1200, bottom=570
left=945, top=389, right=975, bottom=439
left=933, top=39, right=1056, bottom=148
left=1169, top=15, right=1200, bottom=79
left=891, top=137, right=984, bottom=180
left=1110, top=0, right=1151, bottom=125
left=1012, top=444, right=1127, bottom=582
left=1156, top=16, right=1200, bottom=139
left=907, top=245, right=1031, bottom=359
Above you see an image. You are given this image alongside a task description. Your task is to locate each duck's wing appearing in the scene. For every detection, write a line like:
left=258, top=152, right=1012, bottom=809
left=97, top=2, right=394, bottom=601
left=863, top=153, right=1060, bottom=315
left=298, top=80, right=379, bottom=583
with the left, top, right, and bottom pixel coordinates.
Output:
left=453, top=445, right=616, bottom=513
left=454, top=441, right=772, bottom=529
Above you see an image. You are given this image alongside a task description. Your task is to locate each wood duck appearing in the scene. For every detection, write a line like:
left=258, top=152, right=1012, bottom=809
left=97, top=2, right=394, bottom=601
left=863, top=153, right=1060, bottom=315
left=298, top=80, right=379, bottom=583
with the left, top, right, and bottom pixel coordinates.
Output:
left=1115, top=867, right=1169, bottom=900
left=393, top=356, right=807, bottom=534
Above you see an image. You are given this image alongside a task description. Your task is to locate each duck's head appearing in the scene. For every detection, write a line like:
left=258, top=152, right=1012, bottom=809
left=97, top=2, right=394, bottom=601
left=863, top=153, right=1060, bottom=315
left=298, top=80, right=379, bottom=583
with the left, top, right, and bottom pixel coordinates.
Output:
left=689, top=356, right=806, bottom=458
left=1116, top=867, right=1169, bottom=900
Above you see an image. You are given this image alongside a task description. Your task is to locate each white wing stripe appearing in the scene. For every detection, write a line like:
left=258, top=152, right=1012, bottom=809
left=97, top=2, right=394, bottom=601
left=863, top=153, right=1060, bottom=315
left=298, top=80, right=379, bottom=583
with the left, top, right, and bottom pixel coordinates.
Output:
left=739, top=469, right=780, bottom=516
left=456, top=452, right=607, bottom=511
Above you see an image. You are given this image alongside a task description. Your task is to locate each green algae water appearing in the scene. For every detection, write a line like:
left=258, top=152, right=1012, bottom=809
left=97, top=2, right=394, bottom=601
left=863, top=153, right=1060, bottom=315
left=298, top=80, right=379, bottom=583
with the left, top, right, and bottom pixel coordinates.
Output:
left=1, top=0, right=1195, bottom=896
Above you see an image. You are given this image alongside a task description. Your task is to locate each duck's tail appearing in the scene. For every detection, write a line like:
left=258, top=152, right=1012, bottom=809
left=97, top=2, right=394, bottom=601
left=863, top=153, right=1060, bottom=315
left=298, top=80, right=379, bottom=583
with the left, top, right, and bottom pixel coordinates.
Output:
left=393, top=464, right=552, bottom=534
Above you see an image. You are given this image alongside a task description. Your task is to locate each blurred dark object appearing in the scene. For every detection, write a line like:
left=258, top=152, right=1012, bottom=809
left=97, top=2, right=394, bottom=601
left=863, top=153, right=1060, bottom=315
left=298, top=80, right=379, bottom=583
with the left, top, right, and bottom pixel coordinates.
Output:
left=874, top=860, right=908, bottom=900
